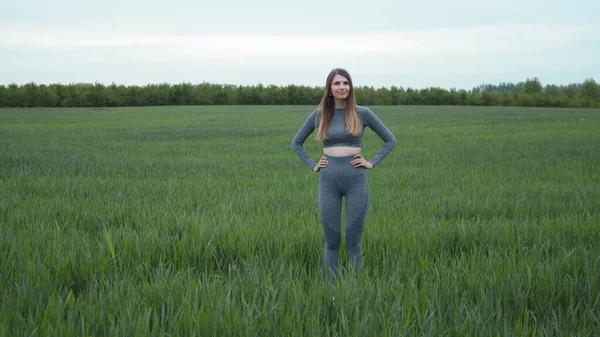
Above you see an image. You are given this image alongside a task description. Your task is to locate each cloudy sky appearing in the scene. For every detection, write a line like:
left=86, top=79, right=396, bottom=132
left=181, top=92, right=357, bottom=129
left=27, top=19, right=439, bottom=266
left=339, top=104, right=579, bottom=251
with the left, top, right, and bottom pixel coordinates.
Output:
left=1, top=0, right=598, bottom=90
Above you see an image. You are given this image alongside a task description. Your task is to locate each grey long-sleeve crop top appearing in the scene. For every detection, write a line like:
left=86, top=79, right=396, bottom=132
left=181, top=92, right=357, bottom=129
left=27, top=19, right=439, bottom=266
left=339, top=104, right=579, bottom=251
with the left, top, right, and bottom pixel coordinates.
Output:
left=291, top=105, right=397, bottom=170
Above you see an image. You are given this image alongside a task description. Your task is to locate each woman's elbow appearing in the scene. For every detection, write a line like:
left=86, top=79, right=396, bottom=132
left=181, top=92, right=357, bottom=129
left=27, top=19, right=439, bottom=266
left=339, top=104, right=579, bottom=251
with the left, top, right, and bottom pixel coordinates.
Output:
left=291, top=140, right=302, bottom=150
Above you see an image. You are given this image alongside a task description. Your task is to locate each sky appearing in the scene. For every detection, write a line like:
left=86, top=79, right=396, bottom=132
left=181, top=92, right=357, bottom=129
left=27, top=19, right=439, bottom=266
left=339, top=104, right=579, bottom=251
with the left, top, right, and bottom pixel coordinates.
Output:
left=1, top=0, right=599, bottom=90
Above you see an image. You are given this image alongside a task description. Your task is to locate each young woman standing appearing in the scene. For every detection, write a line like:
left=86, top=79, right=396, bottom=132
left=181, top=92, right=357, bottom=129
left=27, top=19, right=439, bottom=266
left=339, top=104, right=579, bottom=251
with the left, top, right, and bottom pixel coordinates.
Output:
left=291, top=68, right=397, bottom=280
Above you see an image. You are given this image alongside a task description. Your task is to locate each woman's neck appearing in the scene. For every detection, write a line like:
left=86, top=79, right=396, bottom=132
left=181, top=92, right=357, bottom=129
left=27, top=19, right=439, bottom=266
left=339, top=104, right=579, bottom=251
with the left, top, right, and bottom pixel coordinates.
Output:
left=334, top=98, right=346, bottom=109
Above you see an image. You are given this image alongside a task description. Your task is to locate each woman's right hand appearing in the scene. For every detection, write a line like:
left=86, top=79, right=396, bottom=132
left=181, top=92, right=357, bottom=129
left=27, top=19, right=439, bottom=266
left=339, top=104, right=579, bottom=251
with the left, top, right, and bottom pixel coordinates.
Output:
left=313, top=156, right=328, bottom=172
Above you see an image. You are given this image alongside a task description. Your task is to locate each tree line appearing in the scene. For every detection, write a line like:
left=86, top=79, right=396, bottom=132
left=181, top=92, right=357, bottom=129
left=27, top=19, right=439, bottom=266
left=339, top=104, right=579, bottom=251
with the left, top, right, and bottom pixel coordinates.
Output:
left=0, top=78, right=598, bottom=108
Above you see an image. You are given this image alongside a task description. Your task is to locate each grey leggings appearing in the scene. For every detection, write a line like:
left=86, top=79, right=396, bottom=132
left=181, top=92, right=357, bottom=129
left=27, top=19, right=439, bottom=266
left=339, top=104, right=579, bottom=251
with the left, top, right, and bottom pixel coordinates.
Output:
left=318, top=155, right=369, bottom=277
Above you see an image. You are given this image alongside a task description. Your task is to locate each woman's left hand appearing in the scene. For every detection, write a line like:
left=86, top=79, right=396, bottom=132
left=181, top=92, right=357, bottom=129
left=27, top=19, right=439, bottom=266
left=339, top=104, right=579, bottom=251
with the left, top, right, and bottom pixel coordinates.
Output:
left=350, top=154, right=374, bottom=169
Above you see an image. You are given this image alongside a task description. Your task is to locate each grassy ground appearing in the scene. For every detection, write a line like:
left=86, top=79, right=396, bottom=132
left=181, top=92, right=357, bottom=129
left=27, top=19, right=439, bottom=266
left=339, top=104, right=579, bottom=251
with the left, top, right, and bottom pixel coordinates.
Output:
left=1, top=105, right=599, bottom=336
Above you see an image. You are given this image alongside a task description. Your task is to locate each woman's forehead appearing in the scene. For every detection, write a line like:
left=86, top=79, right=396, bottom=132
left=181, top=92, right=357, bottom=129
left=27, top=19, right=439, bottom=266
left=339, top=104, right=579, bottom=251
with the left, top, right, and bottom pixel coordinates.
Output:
left=332, top=74, right=349, bottom=82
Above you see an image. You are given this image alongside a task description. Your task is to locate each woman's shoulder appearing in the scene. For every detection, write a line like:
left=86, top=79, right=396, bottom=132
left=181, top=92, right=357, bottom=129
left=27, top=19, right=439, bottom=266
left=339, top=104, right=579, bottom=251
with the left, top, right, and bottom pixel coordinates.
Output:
left=309, top=107, right=322, bottom=118
left=304, top=107, right=321, bottom=123
left=356, top=105, right=375, bottom=116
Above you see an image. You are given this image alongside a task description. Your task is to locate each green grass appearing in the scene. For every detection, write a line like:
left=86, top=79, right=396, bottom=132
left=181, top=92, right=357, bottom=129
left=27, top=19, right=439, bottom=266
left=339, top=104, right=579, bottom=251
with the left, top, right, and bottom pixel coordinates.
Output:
left=1, top=105, right=599, bottom=336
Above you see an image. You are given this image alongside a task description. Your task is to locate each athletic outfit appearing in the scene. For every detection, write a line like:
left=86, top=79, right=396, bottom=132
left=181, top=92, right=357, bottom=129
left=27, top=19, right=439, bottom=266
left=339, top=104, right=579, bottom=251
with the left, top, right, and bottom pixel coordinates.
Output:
left=291, top=105, right=397, bottom=278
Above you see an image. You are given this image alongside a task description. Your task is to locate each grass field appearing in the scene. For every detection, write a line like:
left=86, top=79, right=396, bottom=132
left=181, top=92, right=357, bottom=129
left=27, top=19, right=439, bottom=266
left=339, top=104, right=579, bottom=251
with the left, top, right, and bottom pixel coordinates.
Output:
left=1, top=105, right=599, bottom=336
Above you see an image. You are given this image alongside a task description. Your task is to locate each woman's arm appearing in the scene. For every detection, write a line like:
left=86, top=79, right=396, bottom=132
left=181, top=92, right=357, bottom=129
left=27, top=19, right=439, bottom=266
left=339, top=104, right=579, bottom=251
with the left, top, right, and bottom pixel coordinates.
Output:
left=291, top=109, right=319, bottom=170
left=361, top=107, right=397, bottom=167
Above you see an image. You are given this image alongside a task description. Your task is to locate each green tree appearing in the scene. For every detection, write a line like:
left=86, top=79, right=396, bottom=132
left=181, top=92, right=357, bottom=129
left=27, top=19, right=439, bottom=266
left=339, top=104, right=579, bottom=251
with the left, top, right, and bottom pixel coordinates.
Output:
left=261, top=85, right=284, bottom=105
left=402, top=88, right=421, bottom=105
left=356, top=86, right=377, bottom=105
left=467, top=93, right=483, bottom=106
left=563, top=83, right=579, bottom=99
left=60, top=84, right=87, bottom=107
left=6, top=83, right=19, bottom=107
left=86, top=83, right=107, bottom=107
left=38, top=85, right=59, bottom=107
left=456, top=90, right=469, bottom=105
left=192, top=82, right=215, bottom=105
left=390, top=86, right=403, bottom=105
left=523, top=77, right=542, bottom=95
left=375, top=87, right=393, bottom=105
left=580, top=78, right=598, bottom=98
left=210, top=84, right=233, bottom=105
left=420, top=87, right=449, bottom=105
left=285, top=85, right=299, bottom=105
left=499, top=94, right=513, bottom=106
left=481, top=92, right=499, bottom=106
left=514, top=93, right=536, bottom=107
left=544, top=84, right=562, bottom=96
left=0, top=85, right=8, bottom=107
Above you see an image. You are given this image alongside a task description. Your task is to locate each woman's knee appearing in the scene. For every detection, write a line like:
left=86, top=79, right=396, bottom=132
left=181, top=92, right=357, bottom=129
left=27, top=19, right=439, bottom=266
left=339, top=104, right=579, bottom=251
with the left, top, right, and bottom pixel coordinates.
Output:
left=324, top=231, right=342, bottom=250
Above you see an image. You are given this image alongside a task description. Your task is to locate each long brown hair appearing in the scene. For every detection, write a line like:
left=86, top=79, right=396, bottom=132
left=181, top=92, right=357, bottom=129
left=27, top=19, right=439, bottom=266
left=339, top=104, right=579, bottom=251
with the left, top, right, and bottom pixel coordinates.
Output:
left=315, top=68, right=362, bottom=141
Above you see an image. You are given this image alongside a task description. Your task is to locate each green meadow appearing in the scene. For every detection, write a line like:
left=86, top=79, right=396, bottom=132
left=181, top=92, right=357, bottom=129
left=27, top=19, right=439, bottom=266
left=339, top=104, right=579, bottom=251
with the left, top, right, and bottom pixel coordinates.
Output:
left=1, top=105, right=599, bottom=336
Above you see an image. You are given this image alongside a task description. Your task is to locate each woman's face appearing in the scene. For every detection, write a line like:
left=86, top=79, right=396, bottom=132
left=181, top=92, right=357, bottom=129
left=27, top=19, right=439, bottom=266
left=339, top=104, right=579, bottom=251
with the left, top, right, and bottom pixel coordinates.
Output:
left=330, top=74, right=350, bottom=100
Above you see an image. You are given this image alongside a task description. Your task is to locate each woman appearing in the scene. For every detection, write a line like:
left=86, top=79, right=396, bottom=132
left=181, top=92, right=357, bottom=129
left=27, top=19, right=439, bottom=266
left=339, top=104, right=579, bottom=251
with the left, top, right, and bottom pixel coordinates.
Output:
left=291, top=68, right=397, bottom=280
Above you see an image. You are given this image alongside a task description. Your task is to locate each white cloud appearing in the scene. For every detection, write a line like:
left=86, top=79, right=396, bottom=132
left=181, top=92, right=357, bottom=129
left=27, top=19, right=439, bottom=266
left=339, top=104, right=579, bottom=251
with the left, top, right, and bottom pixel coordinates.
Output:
left=1, top=22, right=598, bottom=88
left=1, top=22, right=594, bottom=53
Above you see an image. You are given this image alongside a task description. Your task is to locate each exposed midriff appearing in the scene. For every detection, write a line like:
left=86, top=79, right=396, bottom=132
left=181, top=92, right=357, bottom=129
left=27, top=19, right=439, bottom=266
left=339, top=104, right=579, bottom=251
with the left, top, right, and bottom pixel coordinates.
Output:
left=323, top=146, right=361, bottom=157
